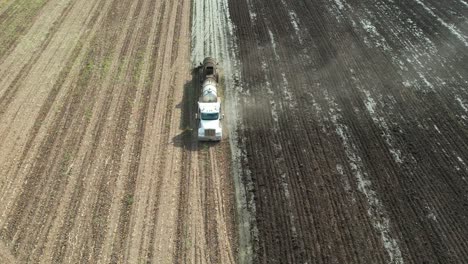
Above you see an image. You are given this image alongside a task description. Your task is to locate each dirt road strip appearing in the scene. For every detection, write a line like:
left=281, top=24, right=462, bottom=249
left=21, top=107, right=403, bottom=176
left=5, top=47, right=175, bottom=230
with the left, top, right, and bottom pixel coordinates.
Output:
left=191, top=0, right=252, bottom=262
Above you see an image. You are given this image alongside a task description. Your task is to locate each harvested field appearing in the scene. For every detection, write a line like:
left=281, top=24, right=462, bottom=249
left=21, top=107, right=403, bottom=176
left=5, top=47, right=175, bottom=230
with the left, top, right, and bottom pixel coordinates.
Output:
left=0, top=0, right=236, bottom=263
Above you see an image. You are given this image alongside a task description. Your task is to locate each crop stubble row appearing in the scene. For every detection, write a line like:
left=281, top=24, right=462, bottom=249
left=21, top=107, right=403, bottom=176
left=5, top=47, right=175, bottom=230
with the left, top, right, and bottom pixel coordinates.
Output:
left=0, top=0, right=237, bottom=263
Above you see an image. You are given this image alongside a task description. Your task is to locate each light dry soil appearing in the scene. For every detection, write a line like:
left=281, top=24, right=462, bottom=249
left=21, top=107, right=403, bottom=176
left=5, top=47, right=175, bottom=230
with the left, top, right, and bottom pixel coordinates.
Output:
left=0, top=0, right=237, bottom=263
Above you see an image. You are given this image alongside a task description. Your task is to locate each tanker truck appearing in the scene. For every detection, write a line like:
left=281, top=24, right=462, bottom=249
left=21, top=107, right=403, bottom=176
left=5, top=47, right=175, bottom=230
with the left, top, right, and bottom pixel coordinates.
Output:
left=196, top=57, right=223, bottom=141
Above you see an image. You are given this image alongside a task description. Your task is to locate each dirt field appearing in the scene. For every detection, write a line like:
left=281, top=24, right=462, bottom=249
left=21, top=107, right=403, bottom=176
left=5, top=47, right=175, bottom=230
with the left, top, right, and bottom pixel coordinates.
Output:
left=2, top=0, right=468, bottom=263
left=0, top=0, right=237, bottom=263
left=226, top=0, right=468, bottom=263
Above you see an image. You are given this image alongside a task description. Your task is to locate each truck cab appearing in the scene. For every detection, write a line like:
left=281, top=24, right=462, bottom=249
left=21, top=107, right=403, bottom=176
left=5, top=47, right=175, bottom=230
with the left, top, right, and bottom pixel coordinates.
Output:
left=197, top=101, right=223, bottom=141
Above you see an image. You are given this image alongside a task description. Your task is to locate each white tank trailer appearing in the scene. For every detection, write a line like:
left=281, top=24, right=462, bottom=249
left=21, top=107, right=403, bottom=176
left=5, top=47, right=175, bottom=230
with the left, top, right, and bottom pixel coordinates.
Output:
left=196, top=57, right=223, bottom=141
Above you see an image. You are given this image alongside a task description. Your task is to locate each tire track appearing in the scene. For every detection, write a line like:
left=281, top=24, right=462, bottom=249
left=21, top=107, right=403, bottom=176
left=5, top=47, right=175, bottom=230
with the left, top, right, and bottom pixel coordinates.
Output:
left=208, top=147, right=236, bottom=263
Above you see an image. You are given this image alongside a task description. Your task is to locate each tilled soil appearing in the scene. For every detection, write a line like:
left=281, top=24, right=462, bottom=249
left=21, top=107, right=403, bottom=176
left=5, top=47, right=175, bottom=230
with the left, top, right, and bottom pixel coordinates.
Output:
left=0, top=0, right=236, bottom=263
left=227, top=0, right=468, bottom=263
